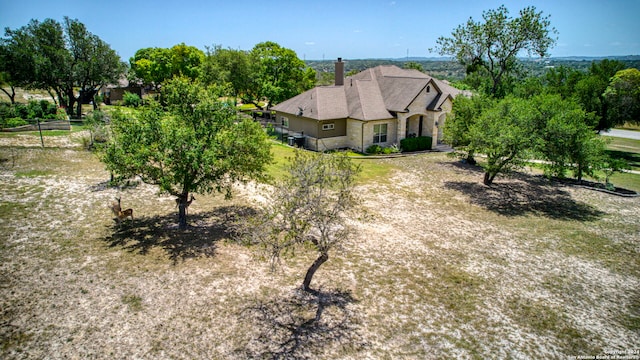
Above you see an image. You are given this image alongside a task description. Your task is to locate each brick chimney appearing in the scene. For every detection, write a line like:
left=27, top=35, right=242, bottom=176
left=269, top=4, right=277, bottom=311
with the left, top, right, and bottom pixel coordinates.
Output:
left=335, top=58, right=344, bottom=86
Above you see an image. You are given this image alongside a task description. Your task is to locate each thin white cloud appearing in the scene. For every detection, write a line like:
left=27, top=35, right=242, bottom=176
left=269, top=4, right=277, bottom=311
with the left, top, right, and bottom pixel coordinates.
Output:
left=354, top=29, right=363, bottom=33
left=305, top=42, right=316, bottom=46
left=390, top=1, right=397, bottom=5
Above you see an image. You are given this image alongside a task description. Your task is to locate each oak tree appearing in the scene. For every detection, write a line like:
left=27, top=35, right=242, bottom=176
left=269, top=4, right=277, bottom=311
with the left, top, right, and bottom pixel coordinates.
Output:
left=604, top=68, right=640, bottom=127
left=101, top=77, right=272, bottom=229
left=434, top=5, right=557, bottom=97
left=249, top=150, right=361, bottom=292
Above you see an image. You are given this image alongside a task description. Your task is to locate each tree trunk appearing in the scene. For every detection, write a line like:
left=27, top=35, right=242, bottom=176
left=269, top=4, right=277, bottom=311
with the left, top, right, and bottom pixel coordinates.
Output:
left=483, top=171, right=496, bottom=186
left=177, top=192, right=188, bottom=229
left=75, top=98, right=82, bottom=120
left=466, top=153, right=477, bottom=166
left=1, top=87, right=16, bottom=104
left=302, top=252, right=329, bottom=292
left=178, top=204, right=187, bottom=229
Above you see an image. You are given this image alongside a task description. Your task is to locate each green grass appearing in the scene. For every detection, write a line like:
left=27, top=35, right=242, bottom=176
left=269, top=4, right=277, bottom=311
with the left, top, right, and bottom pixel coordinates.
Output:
left=264, top=141, right=394, bottom=184
left=14, top=169, right=53, bottom=178
left=506, top=296, right=598, bottom=354
left=605, top=137, right=640, bottom=171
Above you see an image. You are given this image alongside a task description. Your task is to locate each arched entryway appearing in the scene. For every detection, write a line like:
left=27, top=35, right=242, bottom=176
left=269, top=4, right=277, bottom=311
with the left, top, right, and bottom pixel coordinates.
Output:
left=405, top=114, right=427, bottom=138
left=436, top=113, right=447, bottom=144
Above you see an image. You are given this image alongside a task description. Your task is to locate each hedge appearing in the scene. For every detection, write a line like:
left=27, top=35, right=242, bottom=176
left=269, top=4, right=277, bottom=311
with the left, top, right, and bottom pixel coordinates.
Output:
left=400, top=136, right=432, bottom=152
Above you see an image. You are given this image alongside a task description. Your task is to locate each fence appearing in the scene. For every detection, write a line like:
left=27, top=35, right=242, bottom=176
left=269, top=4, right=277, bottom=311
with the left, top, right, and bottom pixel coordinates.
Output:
left=2, top=120, right=71, bottom=132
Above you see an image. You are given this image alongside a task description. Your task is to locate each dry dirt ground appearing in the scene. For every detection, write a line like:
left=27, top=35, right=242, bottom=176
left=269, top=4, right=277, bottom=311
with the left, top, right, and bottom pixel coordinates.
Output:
left=1, top=132, right=639, bottom=359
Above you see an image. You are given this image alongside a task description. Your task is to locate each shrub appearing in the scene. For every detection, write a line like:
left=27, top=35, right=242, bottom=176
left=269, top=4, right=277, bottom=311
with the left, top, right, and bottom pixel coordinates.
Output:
left=123, top=92, right=141, bottom=107
left=55, top=107, right=69, bottom=120
left=366, top=144, right=383, bottom=154
left=0, top=102, right=12, bottom=120
left=13, top=104, right=28, bottom=119
left=4, top=117, right=28, bottom=128
left=382, top=144, right=400, bottom=154
left=401, top=136, right=432, bottom=152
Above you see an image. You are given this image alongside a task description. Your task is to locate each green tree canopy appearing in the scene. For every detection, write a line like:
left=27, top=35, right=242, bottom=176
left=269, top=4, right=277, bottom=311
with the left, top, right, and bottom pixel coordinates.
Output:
left=1, top=17, right=125, bottom=117
left=129, top=47, right=172, bottom=90
left=434, top=5, right=557, bottom=97
left=101, top=77, right=273, bottom=228
left=200, top=45, right=252, bottom=98
left=530, top=94, right=601, bottom=181
left=469, top=96, right=538, bottom=185
left=248, top=41, right=316, bottom=108
left=0, top=24, right=38, bottom=103
left=443, top=94, right=495, bottom=164
left=604, top=68, right=640, bottom=127
left=573, top=59, right=626, bottom=131
left=129, top=44, right=204, bottom=90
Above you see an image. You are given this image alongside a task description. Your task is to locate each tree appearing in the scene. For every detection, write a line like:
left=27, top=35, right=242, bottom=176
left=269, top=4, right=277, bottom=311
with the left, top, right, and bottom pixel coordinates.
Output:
left=129, top=47, right=172, bottom=90
left=249, top=150, right=361, bottom=292
left=1, top=18, right=67, bottom=104
left=248, top=41, right=316, bottom=109
left=169, top=43, right=205, bottom=80
left=0, top=26, right=36, bottom=103
left=1, top=17, right=125, bottom=117
left=531, top=94, right=601, bottom=180
left=101, top=77, right=272, bottom=229
left=129, top=44, right=204, bottom=91
left=604, top=68, right=640, bottom=127
left=443, top=94, right=494, bottom=165
left=468, top=97, right=537, bottom=185
left=200, top=45, right=252, bottom=98
left=65, top=17, right=126, bottom=116
left=573, top=59, right=626, bottom=131
left=543, top=65, right=584, bottom=100
left=434, top=5, right=557, bottom=97
left=403, top=61, right=424, bottom=72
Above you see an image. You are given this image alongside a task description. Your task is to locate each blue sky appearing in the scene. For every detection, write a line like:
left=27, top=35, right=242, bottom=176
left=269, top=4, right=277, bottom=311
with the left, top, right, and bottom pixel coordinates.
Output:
left=1, top=0, right=639, bottom=62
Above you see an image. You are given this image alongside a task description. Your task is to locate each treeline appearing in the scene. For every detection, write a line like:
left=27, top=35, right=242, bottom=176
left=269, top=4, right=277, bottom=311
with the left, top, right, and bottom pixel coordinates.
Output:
left=0, top=17, right=125, bottom=118
left=1, top=18, right=317, bottom=117
left=128, top=42, right=316, bottom=110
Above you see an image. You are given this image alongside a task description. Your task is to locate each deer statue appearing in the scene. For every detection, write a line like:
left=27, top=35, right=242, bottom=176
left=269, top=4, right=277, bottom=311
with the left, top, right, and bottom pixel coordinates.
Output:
left=111, top=196, right=133, bottom=224
left=175, top=194, right=196, bottom=215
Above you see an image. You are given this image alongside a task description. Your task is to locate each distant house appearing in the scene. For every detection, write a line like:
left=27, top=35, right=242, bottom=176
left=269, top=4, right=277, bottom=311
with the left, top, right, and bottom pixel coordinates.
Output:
left=100, top=77, right=143, bottom=105
left=272, top=58, right=466, bottom=152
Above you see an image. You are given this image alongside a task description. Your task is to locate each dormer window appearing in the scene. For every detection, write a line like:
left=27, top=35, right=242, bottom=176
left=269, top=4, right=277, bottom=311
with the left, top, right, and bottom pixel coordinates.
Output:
left=426, top=85, right=431, bottom=93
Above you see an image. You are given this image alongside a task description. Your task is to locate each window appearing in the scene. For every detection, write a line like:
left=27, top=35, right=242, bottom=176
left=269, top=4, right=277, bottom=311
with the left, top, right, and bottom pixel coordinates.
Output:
left=281, top=116, right=289, bottom=128
left=426, top=85, right=431, bottom=93
left=322, top=123, right=335, bottom=131
left=373, top=123, right=388, bottom=144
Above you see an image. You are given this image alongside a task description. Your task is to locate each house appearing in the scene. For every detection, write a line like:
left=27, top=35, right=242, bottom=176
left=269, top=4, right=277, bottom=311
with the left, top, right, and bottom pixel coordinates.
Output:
left=272, top=58, right=466, bottom=152
left=100, top=77, right=143, bottom=105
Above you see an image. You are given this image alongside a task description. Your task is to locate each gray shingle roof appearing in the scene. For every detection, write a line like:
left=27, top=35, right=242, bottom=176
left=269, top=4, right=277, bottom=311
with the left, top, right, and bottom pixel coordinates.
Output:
left=272, top=65, right=463, bottom=121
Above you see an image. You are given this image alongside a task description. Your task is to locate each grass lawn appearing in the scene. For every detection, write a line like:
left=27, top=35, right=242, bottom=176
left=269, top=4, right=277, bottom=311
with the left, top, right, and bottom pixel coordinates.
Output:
left=1, top=130, right=639, bottom=359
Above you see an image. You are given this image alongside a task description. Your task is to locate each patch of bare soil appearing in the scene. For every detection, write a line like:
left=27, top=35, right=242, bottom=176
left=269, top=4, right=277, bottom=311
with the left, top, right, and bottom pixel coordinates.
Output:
left=1, top=144, right=638, bottom=359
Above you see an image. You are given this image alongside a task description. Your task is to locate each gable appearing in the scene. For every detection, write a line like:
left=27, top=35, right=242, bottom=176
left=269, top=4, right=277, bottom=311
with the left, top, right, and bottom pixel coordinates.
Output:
left=272, top=86, right=348, bottom=120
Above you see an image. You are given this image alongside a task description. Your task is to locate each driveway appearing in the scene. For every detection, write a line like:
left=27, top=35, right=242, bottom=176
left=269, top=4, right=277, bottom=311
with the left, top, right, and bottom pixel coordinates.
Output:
left=601, top=129, right=640, bottom=140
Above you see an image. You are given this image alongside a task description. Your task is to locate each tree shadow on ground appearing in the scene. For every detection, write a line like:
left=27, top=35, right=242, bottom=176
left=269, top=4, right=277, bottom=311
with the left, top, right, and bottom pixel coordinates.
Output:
left=439, top=159, right=485, bottom=174
left=104, top=205, right=256, bottom=264
left=444, top=174, right=605, bottom=221
left=236, top=288, right=367, bottom=359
